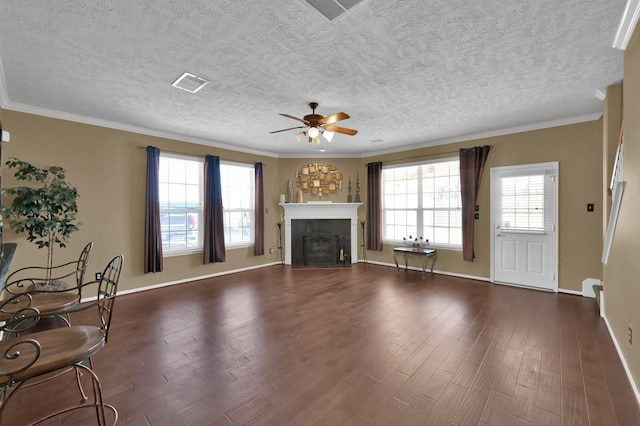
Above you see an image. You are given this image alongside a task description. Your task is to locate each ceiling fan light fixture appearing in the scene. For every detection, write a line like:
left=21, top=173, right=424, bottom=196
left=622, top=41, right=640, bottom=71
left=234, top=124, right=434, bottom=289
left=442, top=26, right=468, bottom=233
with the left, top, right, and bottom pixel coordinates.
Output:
left=308, top=126, right=319, bottom=138
left=322, top=130, right=335, bottom=142
left=271, top=102, right=357, bottom=145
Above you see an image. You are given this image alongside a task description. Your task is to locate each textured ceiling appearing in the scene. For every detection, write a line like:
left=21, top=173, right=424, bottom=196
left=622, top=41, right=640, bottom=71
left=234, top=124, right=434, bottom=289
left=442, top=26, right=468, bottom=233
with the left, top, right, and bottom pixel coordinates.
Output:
left=0, top=1, right=626, bottom=157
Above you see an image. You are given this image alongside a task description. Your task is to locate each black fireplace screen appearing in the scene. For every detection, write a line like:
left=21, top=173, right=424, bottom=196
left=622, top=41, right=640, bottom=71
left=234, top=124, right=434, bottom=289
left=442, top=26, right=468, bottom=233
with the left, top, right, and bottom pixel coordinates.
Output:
left=291, top=219, right=351, bottom=268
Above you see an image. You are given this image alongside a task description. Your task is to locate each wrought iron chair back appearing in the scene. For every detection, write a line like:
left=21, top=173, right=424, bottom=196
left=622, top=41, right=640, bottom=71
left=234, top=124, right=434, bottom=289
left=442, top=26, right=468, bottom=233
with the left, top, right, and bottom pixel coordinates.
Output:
left=0, top=242, right=93, bottom=333
left=95, top=254, right=123, bottom=343
left=0, top=254, right=124, bottom=425
left=2, top=241, right=93, bottom=296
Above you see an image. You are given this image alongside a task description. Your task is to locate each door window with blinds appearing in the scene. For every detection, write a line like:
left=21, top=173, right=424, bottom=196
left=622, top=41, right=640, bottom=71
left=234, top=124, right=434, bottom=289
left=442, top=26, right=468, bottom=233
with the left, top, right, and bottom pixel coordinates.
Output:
left=499, top=172, right=553, bottom=233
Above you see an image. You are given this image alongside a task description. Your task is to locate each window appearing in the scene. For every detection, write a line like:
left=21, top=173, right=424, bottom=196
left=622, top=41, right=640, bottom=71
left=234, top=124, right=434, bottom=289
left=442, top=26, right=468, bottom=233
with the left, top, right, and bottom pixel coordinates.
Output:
left=499, top=175, right=545, bottom=232
left=159, top=155, right=255, bottom=255
left=159, top=154, right=203, bottom=253
left=382, top=158, right=462, bottom=248
left=220, top=162, right=254, bottom=245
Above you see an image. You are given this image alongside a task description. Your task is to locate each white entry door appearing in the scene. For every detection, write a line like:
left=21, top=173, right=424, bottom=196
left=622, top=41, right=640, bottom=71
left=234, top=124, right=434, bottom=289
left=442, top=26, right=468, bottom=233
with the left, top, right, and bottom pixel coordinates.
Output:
left=491, top=163, right=558, bottom=291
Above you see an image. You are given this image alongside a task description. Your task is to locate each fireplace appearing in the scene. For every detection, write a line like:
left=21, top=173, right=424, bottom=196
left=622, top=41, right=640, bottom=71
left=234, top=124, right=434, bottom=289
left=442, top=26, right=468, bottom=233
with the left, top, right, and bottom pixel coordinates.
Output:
left=291, top=219, right=350, bottom=267
left=281, top=203, right=362, bottom=266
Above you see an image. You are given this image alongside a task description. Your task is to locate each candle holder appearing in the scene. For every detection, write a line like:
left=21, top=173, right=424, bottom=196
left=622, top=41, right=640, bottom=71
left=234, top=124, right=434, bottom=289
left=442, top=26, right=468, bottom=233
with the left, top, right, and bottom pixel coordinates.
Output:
left=402, top=236, right=430, bottom=248
left=276, top=222, right=284, bottom=265
left=360, top=221, right=367, bottom=263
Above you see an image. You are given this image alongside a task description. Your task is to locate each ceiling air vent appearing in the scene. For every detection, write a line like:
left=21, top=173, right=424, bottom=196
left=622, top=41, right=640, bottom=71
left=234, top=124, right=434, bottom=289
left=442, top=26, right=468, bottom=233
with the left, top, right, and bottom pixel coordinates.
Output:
left=171, top=72, right=209, bottom=93
left=300, top=0, right=366, bottom=21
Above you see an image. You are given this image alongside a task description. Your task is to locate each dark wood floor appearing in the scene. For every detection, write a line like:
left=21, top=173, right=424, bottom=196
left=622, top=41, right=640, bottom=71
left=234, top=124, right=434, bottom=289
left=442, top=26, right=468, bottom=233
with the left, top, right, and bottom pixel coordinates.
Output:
left=3, top=264, right=640, bottom=425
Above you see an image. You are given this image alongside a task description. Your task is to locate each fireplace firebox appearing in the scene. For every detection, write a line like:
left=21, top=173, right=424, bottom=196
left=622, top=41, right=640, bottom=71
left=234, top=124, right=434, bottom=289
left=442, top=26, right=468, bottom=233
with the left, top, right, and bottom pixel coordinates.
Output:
left=281, top=202, right=362, bottom=266
left=291, top=219, right=350, bottom=268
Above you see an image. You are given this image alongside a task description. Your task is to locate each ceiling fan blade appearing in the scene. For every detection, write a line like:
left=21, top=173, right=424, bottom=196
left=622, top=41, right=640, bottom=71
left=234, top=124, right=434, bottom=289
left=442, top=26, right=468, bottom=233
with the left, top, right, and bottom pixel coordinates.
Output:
left=323, top=125, right=358, bottom=136
left=270, top=125, right=307, bottom=134
left=319, top=112, right=349, bottom=125
left=279, top=113, right=310, bottom=125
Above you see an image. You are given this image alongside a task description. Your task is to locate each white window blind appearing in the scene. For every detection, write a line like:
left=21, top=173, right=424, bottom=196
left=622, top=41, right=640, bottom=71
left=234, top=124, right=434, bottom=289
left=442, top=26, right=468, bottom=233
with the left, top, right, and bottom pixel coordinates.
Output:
left=500, top=175, right=544, bottom=232
left=382, top=158, right=462, bottom=247
left=500, top=173, right=555, bottom=233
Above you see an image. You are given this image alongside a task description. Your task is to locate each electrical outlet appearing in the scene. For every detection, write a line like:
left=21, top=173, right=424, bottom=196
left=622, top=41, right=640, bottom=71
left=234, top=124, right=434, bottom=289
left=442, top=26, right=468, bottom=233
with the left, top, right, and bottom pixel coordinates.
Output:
left=269, top=247, right=274, bottom=254
left=629, top=325, right=633, bottom=345
left=95, top=272, right=102, bottom=281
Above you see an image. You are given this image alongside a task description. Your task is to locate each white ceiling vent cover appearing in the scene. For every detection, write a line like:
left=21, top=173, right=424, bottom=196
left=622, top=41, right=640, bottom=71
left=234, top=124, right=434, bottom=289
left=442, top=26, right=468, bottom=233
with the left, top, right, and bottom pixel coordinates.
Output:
left=300, top=0, right=366, bottom=21
left=171, top=72, right=209, bottom=93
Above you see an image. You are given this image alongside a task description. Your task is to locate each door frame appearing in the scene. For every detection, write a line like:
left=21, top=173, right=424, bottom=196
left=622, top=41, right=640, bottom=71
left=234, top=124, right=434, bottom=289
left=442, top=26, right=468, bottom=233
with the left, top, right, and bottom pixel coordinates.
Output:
left=489, top=162, right=559, bottom=292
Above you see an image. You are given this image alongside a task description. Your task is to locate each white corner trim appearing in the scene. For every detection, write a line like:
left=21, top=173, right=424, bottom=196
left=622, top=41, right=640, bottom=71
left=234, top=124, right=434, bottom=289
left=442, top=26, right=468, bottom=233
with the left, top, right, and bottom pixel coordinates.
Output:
left=602, top=314, right=640, bottom=407
left=613, top=0, right=640, bottom=50
left=0, top=56, right=8, bottom=108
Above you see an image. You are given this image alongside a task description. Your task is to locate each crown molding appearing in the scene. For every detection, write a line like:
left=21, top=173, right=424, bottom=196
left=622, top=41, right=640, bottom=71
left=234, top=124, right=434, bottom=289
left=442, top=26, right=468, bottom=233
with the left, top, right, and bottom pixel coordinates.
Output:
left=3, top=100, right=602, bottom=160
left=613, top=0, right=640, bottom=50
left=1, top=101, right=281, bottom=158
left=363, top=112, right=603, bottom=158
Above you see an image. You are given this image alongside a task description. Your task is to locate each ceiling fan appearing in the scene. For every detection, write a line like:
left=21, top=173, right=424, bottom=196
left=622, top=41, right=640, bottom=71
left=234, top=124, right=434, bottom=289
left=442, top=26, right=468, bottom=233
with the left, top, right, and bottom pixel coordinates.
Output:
left=270, top=102, right=358, bottom=145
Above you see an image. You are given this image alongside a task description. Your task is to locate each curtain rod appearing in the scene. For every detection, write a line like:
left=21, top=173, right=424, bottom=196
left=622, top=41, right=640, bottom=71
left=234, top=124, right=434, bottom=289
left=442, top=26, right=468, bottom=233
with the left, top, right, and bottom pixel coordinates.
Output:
left=371, top=145, right=493, bottom=166
left=370, top=149, right=460, bottom=166
left=137, top=146, right=265, bottom=166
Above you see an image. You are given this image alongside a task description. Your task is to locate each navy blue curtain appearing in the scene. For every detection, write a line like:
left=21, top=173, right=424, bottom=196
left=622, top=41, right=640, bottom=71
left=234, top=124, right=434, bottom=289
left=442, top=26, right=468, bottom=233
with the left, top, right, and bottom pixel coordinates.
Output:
left=144, top=146, right=163, bottom=273
left=254, top=162, right=264, bottom=256
left=204, top=155, right=226, bottom=264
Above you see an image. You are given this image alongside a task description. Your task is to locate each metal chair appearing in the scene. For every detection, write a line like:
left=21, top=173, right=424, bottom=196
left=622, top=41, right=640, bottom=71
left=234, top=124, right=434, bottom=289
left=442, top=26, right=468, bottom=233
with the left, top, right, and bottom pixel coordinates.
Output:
left=1, top=242, right=93, bottom=330
left=0, top=254, right=123, bottom=425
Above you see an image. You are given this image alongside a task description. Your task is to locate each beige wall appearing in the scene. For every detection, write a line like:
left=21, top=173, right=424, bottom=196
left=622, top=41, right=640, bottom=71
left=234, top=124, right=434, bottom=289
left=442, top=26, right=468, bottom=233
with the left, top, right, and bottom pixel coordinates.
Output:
left=603, top=26, right=640, bottom=394
left=363, top=121, right=604, bottom=291
left=269, top=158, right=367, bottom=261
left=0, top=111, right=282, bottom=292
left=1, top=110, right=604, bottom=294
left=276, top=158, right=365, bottom=206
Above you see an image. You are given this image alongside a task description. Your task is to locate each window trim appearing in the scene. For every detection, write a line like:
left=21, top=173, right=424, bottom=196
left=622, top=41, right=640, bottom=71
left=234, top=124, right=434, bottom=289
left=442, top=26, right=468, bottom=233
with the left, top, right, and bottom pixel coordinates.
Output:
left=382, top=157, right=463, bottom=251
left=220, top=160, right=255, bottom=249
left=157, top=155, right=258, bottom=255
left=159, top=152, right=205, bottom=256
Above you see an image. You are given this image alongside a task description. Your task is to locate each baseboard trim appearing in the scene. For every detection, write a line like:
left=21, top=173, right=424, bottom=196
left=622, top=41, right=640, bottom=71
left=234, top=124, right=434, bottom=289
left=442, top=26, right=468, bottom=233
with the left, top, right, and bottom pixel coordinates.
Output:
left=361, top=260, right=491, bottom=282
left=115, top=261, right=281, bottom=298
left=602, top=314, right=640, bottom=407
left=558, top=288, right=583, bottom=296
left=113, top=260, right=579, bottom=299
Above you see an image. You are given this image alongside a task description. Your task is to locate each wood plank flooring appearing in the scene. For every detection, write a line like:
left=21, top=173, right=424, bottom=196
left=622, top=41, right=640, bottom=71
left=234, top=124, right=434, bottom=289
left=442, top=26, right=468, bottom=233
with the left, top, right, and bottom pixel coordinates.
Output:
left=3, top=264, right=639, bottom=425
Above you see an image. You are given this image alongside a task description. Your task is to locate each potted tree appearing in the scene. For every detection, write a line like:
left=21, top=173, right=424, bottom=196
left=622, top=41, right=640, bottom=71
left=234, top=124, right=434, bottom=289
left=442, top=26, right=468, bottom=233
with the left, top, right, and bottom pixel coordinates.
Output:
left=2, top=158, right=81, bottom=285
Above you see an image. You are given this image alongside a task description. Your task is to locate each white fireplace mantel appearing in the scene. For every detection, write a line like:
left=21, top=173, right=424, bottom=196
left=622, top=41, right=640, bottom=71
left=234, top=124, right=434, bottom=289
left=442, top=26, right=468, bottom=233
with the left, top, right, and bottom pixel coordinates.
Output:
left=280, top=203, right=362, bottom=265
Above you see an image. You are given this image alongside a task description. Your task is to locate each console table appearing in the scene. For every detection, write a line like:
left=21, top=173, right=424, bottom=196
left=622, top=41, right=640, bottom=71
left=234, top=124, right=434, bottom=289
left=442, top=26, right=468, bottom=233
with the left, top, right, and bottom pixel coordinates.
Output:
left=393, top=247, right=437, bottom=276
